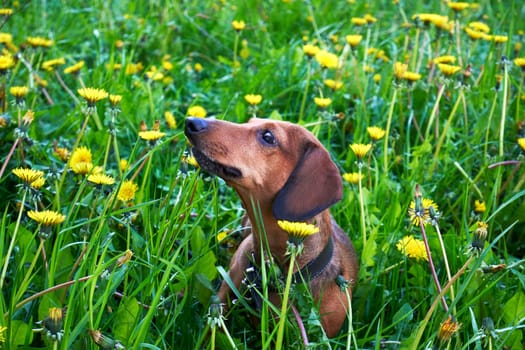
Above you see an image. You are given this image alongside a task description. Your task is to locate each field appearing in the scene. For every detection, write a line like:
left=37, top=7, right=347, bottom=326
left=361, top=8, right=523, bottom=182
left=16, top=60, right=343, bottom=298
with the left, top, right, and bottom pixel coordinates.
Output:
left=1, top=0, right=525, bottom=349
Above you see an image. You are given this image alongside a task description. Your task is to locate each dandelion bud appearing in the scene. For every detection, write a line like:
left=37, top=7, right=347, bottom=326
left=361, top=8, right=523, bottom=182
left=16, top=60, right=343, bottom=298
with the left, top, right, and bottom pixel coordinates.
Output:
left=472, top=221, right=488, bottom=252
left=89, top=329, right=125, bottom=349
left=43, top=307, right=65, bottom=342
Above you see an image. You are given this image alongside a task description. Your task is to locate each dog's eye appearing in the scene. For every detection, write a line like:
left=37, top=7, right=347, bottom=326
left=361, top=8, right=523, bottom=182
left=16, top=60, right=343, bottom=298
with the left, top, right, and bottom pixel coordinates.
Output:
left=259, top=130, right=277, bottom=146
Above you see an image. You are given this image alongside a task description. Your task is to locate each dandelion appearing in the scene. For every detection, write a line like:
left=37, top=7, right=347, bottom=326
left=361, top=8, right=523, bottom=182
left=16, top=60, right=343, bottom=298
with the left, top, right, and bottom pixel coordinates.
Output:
left=367, top=126, right=386, bottom=140
left=31, top=177, right=46, bottom=190
left=109, top=94, right=122, bottom=107
left=364, top=14, right=377, bottom=24
left=0, top=325, right=6, bottom=344
left=87, top=173, right=115, bottom=186
left=244, top=94, right=262, bottom=105
left=183, top=154, right=199, bottom=167
left=402, top=71, right=422, bottom=82
left=433, top=55, right=456, bottom=64
left=63, top=60, right=85, bottom=74
left=138, top=130, right=166, bottom=142
left=474, top=200, right=486, bottom=213
left=324, top=79, right=343, bottom=90
left=342, top=172, right=363, bottom=184
left=69, top=146, right=94, bottom=175
left=491, top=35, right=508, bottom=44
left=345, top=34, right=363, bottom=47
left=373, top=73, right=381, bottom=83
left=396, top=235, right=428, bottom=261
left=465, top=27, right=489, bottom=40
left=232, top=20, right=246, bottom=31
left=0, top=54, right=14, bottom=71
left=349, top=143, right=372, bottom=159
left=0, top=33, right=12, bottom=44
left=12, top=168, right=44, bottom=184
left=42, top=57, right=65, bottom=71
left=27, top=210, right=66, bottom=226
left=187, top=105, right=207, bottom=118
left=394, top=61, right=407, bottom=80
left=78, top=87, right=108, bottom=105
left=351, top=17, right=368, bottom=26
left=42, top=307, right=64, bottom=341
left=437, top=316, right=461, bottom=342
left=314, top=97, right=332, bottom=108
left=447, top=2, right=470, bottom=11
left=117, top=180, right=138, bottom=202
left=471, top=221, right=488, bottom=253
left=53, top=143, right=70, bottom=162
left=9, top=86, right=28, bottom=98
left=116, top=249, right=133, bottom=267
left=119, top=159, right=129, bottom=172
left=278, top=220, right=319, bottom=238
left=26, top=36, right=53, bottom=48
left=164, top=111, right=176, bottom=129
left=518, top=138, right=525, bottom=151
left=125, top=62, right=144, bottom=75
left=437, top=63, right=461, bottom=76
left=194, top=63, right=203, bottom=72
left=408, top=197, right=439, bottom=226
left=303, top=44, right=320, bottom=58
left=315, top=50, right=339, bottom=69
left=468, top=21, right=490, bottom=33
left=514, top=57, right=525, bottom=70
left=145, top=68, right=164, bottom=81
left=0, top=8, right=13, bottom=16
left=217, top=231, right=228, bottom=243
left=89, top=329, right=124, bottom=349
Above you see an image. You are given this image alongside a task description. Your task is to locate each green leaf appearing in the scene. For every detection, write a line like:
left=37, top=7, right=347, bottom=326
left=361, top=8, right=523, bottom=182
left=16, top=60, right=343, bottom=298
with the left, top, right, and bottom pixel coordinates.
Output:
left=392, top=302, right=413, bottom=328
left=114, top=297, right=140, bottom=345
left=10, top=320, right=33, bottom=346
left=503, top=291, right=525, bottom=324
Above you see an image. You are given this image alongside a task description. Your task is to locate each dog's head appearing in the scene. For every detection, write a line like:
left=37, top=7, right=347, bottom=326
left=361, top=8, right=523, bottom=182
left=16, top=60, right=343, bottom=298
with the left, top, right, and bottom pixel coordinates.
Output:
left=185, top=117, right=342, bottom=221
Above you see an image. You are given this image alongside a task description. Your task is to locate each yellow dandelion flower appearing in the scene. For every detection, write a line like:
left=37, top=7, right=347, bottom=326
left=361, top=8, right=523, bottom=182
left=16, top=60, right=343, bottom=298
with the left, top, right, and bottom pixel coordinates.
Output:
left=53, top=144, right=70, bottom=162
left=22, top=110, right=35, bottom=126
left=0, top=54, right=14, bottom=70
left=491, top=35, right=508, bottom=43
left=412, top=13, right=448, bottom=27
left=109, top=94, right=122, bottom=106
left=345, top=34, right=363, bottom=47
left=324, top=79, right=343, bottom=90
left=474, top=200, right=486, bottom=213
left=438, top=63, right=461, bottom=76
left=434, top=17, right=454, bottom=32
left=465, top=27, right=489, bottom=40
left=314, top=97, right=332, bottom=108
left=349, top=143, right=372, bottom=159
left=277, top=220, right=319, bottom=239
left=119, top=159, right=129, bottom=172
left=162, top=60, right=173, bottom=71
left=373, top=74, right=381, bottom=83
left=217, top=231, right=228, bottom=243
left=164, top=111, right=176, bottom=129
left=514, top=57, right=525, bottom=69
left=78, top=87, right=108, bottom=104
left=433, top=55, right=456, bottom=64
left=408, top=198, right=438, bottom=226
left=138, top=130, right=166, bottom=141
left=43, top=307, right=64, bottom=338
left=303, top=44, right=320, bottom=57
left=26, top=36, right=53, bottom=48
left=63, top=60, right=85, bottom=74
left=244, top=94, right=263, bottom=105
left=70, top=146, right=93, bottom=175
left=71, top=162, right=94, bottom=175
left=367, top=126, right=386, bottom=140
left=183, top=154, right=199, bottom=167
left=42, top=57, right=65, bottom=71
left=0, top=8, right=13, bottom=16
left=87, top=173, right=115, bottom=186
left=437, top=316, right=461, bottom=342
left=396, top=235, right=428, bottom=261
left=194, top=63, right=203, bottom=72
left=364, top=14, right=377, bottom=24
left=125, top=62, right=143, bottom=75
left=0, top=33, right=12, bottom=43
left=12, top=168, right=44, bottom=184
left=145, top=67, right=164, bottom=81
left=117, top=180, right=139, bottom=202
left=27, top=210, right=66, bottom=226
left=31, top=177, right=46, bottom=190
left=468, top=21, right=490, bottom=33
left=342, top=172, right=363, bottom=184
left=9, top=86, right=28, bottom=98
left=403, top=71, right=422, bottom=82
left=471, top=221, right=488, bottom=252
left=351, top=17, right=368, bottom=26
left=394, top=61, right=408, bottom=80
left=232, top=20, right=246, bottom=31
left=447, top=2, right=470, bottom=11
left=518, top=138, right=525, bottom=151
left=315, top=50, right=339, bottom=69
left=187, top=105, right=207, bottom=118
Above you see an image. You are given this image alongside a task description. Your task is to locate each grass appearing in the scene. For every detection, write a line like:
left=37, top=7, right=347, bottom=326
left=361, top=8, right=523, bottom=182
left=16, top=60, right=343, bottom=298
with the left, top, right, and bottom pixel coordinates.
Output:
left=0, top=0, right=525, bottom=349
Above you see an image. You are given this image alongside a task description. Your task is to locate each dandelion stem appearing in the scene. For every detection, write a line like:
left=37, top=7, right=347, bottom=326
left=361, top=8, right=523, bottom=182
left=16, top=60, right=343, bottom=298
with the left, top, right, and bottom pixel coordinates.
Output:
left=425, top=84, right=445, bottom=140
left=434, top=223, right=456, bottom=307
left=430, top=89, right=463, bottom=175
left=358, top=164, right=367, bottom=247
left=299, top=60, right=312, bottom=122
left=275, top=251, right=296, bottom=350
left=0, top=189, right=28, bottom=290
left=384, top=88, right=398, bottom=173
left=499, top=60, right=509, bottom=159
left=418, top=220, right=448, bottom=312
left=484, top=93, right=498, bottom=158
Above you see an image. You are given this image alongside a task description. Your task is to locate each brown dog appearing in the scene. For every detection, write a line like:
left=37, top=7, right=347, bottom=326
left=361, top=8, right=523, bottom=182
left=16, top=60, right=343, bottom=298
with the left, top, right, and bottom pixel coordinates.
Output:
left=185, top=117, right=358, bottom=337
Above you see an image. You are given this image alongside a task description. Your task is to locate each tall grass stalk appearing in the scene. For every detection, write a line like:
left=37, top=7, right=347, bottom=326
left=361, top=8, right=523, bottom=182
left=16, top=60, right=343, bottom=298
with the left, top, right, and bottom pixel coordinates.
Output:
left=383, top=88, right=398, bottom=173
left=275, top=250, right=296, bottom=350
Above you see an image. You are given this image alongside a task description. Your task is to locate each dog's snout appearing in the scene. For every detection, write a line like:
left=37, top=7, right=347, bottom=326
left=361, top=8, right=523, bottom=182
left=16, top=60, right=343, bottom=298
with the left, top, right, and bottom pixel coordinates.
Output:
left=185, top=117, right=208, bottom=134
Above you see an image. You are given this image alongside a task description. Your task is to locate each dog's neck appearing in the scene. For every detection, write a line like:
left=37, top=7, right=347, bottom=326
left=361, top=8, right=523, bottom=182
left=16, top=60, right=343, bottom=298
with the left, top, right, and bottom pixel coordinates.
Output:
left=241, top=198, right=331, bottom=269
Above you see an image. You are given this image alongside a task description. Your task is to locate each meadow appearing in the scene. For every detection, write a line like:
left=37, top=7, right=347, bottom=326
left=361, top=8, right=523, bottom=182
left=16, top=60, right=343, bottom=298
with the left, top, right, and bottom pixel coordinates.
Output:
left=0, top=0, right=524, bottom=349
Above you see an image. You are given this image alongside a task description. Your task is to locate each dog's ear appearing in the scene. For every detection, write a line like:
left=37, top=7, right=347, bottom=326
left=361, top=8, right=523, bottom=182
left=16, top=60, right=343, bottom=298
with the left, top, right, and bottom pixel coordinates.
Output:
left=272, top=143, right=342, bottom=221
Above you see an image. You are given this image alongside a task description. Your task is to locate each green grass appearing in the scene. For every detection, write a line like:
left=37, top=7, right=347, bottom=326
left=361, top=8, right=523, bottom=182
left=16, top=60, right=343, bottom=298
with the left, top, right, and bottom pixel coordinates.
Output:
left=1, top=0, right=525, bottom=349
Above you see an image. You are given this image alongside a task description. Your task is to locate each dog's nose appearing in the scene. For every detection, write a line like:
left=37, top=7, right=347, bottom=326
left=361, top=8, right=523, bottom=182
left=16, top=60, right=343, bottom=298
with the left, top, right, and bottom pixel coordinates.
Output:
left=185, top=117, right=208, bottom=134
